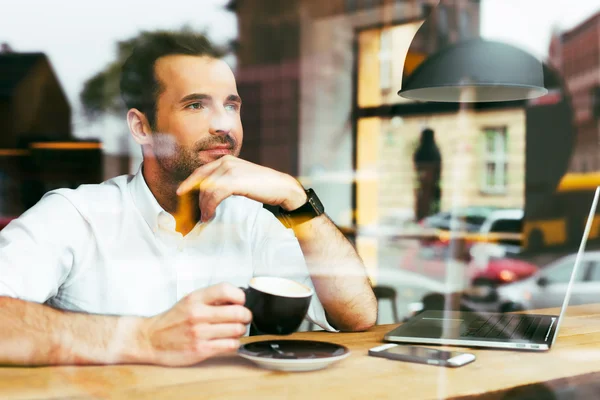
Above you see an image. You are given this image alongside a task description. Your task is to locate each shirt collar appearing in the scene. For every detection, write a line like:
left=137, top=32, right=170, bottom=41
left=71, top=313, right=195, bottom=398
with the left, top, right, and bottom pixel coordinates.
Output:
left=129, top=164, right=167, bottom=232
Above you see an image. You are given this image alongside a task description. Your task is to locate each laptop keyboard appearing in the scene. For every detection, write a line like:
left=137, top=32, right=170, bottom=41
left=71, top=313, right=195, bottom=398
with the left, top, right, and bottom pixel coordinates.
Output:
left=463, top=315, right=542, bottom=340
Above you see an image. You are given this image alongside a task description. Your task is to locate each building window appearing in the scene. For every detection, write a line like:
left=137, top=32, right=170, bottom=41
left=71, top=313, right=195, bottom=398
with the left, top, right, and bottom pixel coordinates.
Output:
left=0, top=170, right=5, bottom=214
left=360, top=0, right=382, bottom=9
left=580, top=159, right=589, bottom=173
left=592, top=85, right=600, bottom=119
left=437, top=4, right=449, bottom=47
left=345, top=0, right=357, bottom=12
left=481, top=128, right=508, bottom=194
left=421, top=3, right=434, bottom=18
left=379, top=29, right=392, bottom=90
left=459, top=8, right=471, bottom=40
left=394, top=0, right=406, bottom=14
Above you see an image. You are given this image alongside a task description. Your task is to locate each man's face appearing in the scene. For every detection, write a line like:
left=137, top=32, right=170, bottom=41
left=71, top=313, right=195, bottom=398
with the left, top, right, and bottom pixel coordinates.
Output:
left=149, top=55, right=243, bottom=181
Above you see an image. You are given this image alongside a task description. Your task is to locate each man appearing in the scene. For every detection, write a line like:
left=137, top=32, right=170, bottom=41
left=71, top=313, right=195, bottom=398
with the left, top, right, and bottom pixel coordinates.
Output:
left=0, top=32, right=377, bottom=367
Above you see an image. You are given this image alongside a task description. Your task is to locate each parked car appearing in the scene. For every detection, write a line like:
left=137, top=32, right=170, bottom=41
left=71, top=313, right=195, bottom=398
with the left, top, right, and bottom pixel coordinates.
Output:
left=420, top=206, right=498, bottom=232
left=477, top=208, right=523, bottom=255
left=489, top=251, right=600, bottom=312
left=420, top=208, right=524, bottom=255
left=0, top=217, right=15, bottom=231
left=399, top=240, right=538, bottom=288
left=470, top=256, right=538, bottom=286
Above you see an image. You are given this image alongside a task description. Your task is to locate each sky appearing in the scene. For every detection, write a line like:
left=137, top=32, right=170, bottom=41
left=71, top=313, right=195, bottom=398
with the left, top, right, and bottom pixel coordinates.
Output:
left=481, top=0, right=600, bottom=60
left=0, top=0, right=236, bottom=147
left=1, top=0, right=599, bottom=146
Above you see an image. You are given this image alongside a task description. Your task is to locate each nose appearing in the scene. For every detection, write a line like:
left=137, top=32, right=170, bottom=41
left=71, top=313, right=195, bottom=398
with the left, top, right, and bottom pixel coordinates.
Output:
left=209, top=108, right=234, bottom=137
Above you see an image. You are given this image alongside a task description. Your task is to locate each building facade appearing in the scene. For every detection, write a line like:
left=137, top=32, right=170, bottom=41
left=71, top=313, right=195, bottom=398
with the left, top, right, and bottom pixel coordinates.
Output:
left=0, top=51, right=103, bottom=218
left=549, top=11, right=600, bottom=172
left=354, top=22, right=525, bottom=229
left=230, top=0, right=483, bottom=228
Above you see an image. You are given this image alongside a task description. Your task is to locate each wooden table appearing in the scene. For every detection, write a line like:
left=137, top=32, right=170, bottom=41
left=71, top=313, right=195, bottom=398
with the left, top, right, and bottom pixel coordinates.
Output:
left=2, top=304, right=600, bottom=400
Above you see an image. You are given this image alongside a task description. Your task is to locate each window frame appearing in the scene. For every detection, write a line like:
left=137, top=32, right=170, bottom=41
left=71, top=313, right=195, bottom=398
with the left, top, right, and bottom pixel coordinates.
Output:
left=379, top=28, right=392, bottom=91
left=481, top=127, right=509, bottom=195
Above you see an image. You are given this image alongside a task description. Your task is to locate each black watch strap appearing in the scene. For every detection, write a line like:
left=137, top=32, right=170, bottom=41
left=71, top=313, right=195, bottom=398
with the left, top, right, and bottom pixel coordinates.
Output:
left=278, top=188, right=324, bottom=228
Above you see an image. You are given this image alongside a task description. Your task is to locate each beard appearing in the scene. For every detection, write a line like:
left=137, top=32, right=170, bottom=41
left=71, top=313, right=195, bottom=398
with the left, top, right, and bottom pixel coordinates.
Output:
left=151, top=133, right=239, bottom=182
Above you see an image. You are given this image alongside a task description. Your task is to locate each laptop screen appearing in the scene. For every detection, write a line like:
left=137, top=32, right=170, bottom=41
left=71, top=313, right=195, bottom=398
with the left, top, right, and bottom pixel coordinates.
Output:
left=551, top=186, right=600, bottom=345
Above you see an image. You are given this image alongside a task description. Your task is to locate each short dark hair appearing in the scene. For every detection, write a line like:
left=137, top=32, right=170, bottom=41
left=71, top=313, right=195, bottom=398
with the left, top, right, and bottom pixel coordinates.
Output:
left=120, top=31, right=225, bottom=129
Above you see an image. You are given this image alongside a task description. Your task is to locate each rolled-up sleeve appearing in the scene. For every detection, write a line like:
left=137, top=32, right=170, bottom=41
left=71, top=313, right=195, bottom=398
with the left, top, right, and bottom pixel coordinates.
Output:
left=251, top=207, right=338, bottom=332
left=0, top=193, right=88, bottom=303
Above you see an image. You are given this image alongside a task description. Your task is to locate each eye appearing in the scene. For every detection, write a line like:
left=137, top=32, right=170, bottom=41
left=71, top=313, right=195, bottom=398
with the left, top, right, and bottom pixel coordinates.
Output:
left=225, top=103, right=240, bottom=112
left=186, top=103, right=203, bottom=110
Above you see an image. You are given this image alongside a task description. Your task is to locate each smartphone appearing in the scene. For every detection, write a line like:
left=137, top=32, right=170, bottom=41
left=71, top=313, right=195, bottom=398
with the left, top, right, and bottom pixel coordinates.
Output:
left=368, top=343, right=475, bottom=368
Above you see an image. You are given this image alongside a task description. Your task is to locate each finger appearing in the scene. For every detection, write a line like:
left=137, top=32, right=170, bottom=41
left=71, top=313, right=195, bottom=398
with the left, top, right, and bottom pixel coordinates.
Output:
left=176, top=159, right=224, bottom=196
left=205, top=305, right=252, bottom=324
left=176, top=163, right=219, bottom=196
left=194, top=323, right=247, bottom=340
left=198, top=168, right=234, bottom=222
left=195, top=283, right=246, bottom=306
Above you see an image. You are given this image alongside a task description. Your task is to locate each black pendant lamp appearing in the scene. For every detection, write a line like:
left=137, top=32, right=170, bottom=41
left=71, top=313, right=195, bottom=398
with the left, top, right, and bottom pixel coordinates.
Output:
left=398, top=2, right=548, bottom=103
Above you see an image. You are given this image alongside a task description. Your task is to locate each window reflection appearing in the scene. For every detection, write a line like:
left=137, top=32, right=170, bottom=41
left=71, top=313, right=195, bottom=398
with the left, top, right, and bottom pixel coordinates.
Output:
left=1, top=0, right=597, bottom=321
left=1, top=2, right=600, bottom=396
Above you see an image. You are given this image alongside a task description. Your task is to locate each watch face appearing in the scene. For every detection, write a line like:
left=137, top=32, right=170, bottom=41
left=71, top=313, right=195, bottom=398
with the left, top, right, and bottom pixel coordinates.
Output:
left=278, top=189, right=324, bottom=228
left=307, top=189, right=325, bottom=214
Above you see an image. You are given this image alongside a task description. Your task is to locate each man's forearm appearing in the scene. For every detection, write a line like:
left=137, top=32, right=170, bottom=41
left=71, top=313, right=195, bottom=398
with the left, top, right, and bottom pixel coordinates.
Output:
left=292, top=215, right=377, bottom=332
left=0, top=296, right=149, bottom=366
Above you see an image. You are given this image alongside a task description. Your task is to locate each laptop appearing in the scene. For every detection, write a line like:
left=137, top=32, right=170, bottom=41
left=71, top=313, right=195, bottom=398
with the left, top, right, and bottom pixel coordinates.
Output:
left=384, top=186, right=600, bottom=352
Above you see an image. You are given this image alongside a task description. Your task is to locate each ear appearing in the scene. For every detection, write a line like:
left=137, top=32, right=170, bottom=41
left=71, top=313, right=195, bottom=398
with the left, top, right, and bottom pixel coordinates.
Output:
left=127, top=109, right=153, bottom=145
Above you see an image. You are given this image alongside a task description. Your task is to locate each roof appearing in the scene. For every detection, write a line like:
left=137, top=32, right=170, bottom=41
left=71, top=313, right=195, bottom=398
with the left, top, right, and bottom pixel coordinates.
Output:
left=0, top=52, right=46, bottom=96
left=561, top=10, right=600, bottom=42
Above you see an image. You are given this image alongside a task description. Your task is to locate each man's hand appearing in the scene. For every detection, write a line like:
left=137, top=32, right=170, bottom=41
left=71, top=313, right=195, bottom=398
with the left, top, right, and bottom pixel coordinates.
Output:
left=176, top=155, right=307, bottom=222
left=139, top=283, right=252, bottom=366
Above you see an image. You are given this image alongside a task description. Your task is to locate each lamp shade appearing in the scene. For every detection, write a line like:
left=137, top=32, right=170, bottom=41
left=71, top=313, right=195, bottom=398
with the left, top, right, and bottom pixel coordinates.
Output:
left=398, top=39, right=547, bottom=102
left=398, top=0, right=548, bottom=103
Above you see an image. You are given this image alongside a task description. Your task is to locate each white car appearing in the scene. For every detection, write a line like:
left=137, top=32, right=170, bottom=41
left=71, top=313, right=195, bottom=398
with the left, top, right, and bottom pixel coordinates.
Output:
left=478, top=208, right=524, bottom=255
left=421, top=207, right=524, bottom=255
left=495, top=251, right=600, bottom=311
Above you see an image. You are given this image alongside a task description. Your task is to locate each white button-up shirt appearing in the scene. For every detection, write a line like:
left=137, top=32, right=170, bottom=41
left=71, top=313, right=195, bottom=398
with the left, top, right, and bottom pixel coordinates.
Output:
left=0, top=166, right=334, bottom=332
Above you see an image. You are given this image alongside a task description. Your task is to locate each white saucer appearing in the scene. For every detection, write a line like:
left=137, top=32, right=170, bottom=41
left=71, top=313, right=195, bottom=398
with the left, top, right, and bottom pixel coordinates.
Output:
left=238, top=340, right=350, bottom=372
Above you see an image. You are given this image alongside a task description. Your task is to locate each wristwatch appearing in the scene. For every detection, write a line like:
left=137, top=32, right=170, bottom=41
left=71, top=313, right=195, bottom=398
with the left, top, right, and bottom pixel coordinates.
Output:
left=278, top=188, right=325, bottom=228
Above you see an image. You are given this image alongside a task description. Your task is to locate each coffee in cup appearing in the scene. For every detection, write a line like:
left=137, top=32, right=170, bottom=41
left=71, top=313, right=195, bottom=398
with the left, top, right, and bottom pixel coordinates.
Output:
left=243, top=276, right=313, bottom=335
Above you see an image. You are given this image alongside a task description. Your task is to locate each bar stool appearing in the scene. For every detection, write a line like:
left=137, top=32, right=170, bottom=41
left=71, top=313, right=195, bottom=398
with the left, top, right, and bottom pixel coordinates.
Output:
left=372, top=285, right=401, bottom=324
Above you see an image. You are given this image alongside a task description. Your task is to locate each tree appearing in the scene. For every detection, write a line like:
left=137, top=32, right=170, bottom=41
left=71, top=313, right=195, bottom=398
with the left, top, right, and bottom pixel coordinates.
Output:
left=79, top=27, right=227, bottom=120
